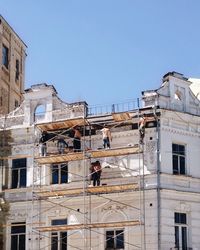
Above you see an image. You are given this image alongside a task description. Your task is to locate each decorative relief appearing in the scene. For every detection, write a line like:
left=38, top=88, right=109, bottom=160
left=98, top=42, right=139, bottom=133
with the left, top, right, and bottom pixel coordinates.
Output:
left=146, top=141, right=156, bottom=154
left=9, top=211, right=27, bottom=219
left=162, top=127, right=199, bottom=137
left=101, top=204, right=127, bottom=212
left=146, top=141, right=156, bottom=165
left=33, top=167, right=41, bottom=185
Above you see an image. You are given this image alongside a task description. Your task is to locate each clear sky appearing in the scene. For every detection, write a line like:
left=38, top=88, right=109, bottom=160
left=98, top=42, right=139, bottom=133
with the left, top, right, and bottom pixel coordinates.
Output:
left=1, top=0, right=200, bottom=106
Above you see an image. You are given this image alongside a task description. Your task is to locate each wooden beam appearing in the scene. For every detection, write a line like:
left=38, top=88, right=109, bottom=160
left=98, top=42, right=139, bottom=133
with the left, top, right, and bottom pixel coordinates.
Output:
left=34, top=183, right=139, bottom=198
left=35, top=145, right=141, bottom=164
left=36, top=220, right=141, bottom=232
left=36, top=117, right=89, bottom=131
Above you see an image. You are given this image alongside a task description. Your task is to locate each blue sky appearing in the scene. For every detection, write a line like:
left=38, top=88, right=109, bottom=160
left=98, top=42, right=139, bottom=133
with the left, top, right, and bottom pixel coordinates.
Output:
left=1, top=1, right=200, bottom=106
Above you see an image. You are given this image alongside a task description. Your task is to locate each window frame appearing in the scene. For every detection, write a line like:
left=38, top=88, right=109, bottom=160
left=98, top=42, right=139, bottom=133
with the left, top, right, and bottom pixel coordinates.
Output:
left=11, top=222, right=26, bottom=250
left=51, top=219, right=67, bottom=250
left=172, top=143, right=186, bottom=175
left=11, top=158, right=27, bottom=189
left=105, top=228, right=124, bottom=250
left=15, top=59, right=20, bottom=81
left=2, top=44, right=9, bottom=69
left=174, top=212, right=188, bottom=250
left=51, top=164, right=68, bottom=185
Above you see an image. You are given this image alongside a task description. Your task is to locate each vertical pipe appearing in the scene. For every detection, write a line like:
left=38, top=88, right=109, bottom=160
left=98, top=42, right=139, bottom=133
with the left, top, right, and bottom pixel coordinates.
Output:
left=156, top=113, right=161, bottom=250
left=137, top=98, right=146, bottom=250
left=142, top=144, right=146, bottom=250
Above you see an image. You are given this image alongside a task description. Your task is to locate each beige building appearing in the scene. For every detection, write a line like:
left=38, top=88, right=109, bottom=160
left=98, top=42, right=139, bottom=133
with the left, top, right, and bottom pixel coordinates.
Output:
left=0, top=15, right=27, bottom=115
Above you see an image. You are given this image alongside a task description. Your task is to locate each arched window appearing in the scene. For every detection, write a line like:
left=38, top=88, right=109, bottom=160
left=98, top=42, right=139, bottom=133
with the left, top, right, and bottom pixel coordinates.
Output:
left=34, top=104, right=46, bottom=121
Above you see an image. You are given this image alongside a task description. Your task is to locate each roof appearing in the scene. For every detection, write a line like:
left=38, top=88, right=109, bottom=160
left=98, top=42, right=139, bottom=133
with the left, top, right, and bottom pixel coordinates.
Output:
left=188, top=78, right=200, bottom=100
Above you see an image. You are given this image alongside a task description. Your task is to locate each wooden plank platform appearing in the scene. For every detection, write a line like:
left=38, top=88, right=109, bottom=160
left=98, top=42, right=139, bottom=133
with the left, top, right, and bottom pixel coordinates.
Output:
left=36, top=117, right=89, bottom=131
left=34, top=183, right=138, bottom=198
left=36, top=220, right=141, bottom=232
left=112, top=112, right=132, bottom=122
left=35, top=145, right=141, bottom=164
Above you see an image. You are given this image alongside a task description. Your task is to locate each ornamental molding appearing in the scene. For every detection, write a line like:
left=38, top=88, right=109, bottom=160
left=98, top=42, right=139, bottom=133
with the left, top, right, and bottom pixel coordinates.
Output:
left=162, top=126, right=200, bottom=137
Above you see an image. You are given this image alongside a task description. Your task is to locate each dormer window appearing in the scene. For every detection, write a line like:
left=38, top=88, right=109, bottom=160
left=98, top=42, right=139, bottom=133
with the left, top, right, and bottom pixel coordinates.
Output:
left=174, top=90, right=182, bottom=101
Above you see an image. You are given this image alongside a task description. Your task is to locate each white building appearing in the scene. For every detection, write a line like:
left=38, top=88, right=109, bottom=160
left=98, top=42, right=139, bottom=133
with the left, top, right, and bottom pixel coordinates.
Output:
left=0, top=71, right=200, bottom=250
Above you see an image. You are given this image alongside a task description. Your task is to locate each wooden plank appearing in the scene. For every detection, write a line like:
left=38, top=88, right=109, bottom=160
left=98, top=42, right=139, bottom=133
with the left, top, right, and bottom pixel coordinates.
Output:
left=35, top=145, right=141, bottom=164
left=112, top=112, right=132, bottom=122
left=35, top=152, right=84, bottom=164
left=36, top=220, right=141, bottom=232
left=0, top=154, right=33, bottom=160
left=34, top=183, right=138, bottom=198
left=36, top=117, right=89, bottom=131
left=91, top=146, right=141, bottom=158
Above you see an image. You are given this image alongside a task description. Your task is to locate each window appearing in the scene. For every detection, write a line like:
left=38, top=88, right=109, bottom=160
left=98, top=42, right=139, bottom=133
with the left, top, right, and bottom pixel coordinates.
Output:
left=34, top=104, right=46, bottom=121
left=11, top=222, right=26, bottom=250
left=2, top=44, right=9, bottom=68
left=15, top=59, right=20, bottom=81
left=12, top=158, right=27, bottom=188
left=15, top=100, right=19, bottom=108
left=51, top=164, right=68, bottom=184
left=172, top=144, right=185, bottom=175
left=174, top=213, right=187, bottom=250
left=105, top=229, right=124, bottom=249
left=174, top=90, right=182, bottom=101
left=51, top=219, right=67, bottom=250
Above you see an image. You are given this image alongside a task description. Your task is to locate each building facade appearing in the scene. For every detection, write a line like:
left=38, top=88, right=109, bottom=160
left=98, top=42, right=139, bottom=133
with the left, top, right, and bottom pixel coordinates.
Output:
left=0, top=15, right=27, bottom=115
left=0, top=72, right=200, bottom=250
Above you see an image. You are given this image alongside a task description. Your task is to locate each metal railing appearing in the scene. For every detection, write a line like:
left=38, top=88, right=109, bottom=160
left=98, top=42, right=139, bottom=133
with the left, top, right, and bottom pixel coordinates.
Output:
left=87, top=98, right=140, bottom=116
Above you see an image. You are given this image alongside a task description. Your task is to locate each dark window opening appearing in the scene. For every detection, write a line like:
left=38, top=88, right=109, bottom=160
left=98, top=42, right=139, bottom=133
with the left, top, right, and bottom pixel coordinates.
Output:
left=51, top=219, right=67, bottom=250
left=2, top=44, right=9, bottom=69
left=51, top=164, right=68, bottom=184
left=174, top=213, right=187, bottom=250
left=105, top=229, right=124, bottom=249
left=12, top=158, right=27, bottom=189
left=15, top=100, right=19, bottom=108
left=15, top=59, right=20, bottom=81
left=11, top=222, right=26, bottom=250
left=0, top=96, right=2, bottom=106
left=172, top=144, right=186, bottom=175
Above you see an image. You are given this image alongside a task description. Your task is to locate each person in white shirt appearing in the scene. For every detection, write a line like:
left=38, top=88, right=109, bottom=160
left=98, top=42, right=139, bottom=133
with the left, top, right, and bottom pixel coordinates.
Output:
left=101, top=124, right=112, bottom=149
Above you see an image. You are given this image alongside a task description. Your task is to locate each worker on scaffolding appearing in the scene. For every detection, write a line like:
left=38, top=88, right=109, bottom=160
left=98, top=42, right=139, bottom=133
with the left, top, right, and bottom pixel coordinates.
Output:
left=57, top=136, right=68, bottom=154
left=39, top=131, right=48, bottom=156
left=90, top=161, right=102, bottom=186
left=101, top=124, right=112, bottom=149
left=72, top=126, right=81, bottom=152
left=139, top=113, right=148, bottom=144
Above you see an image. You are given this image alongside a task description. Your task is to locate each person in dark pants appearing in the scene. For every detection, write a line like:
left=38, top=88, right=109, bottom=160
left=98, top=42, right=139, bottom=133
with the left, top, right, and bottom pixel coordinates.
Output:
left=101, top=124, right=112, bottom=149
left=39, top=131, right=48, bottom=156
left=91, top=161, right=102, bottom=186
left=73, top=127, right=81, bottom=152
left=57, top=137, right=68, bottom=154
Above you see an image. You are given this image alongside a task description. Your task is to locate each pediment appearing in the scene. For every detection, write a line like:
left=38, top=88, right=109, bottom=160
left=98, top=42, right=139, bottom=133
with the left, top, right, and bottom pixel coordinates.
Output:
left=142, top=73, right=200, bottom=115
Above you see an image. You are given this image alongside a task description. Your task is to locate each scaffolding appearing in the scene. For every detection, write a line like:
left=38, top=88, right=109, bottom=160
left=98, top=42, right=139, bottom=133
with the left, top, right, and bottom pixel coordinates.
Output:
left=29, top=103, right=154, bottom=250
left=1, top=100, right=161, bottom=250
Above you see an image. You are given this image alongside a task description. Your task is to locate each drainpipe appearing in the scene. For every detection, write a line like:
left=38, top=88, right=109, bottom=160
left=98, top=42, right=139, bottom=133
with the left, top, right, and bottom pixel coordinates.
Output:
left=154, top=107, right=161, bottom=250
